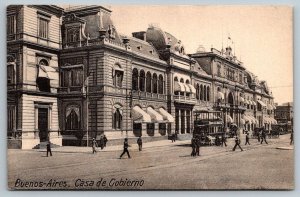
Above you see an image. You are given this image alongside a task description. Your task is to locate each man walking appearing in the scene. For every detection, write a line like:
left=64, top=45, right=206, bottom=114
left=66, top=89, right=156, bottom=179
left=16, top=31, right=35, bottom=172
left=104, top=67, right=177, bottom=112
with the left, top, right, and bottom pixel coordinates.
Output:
left=195, top=136, right=200, bottom=156
left=232, top=136, right=243, bottom=151
left=99, top=136, right=105, bottom=150
left=103, top=135, right=108, bottom=148
left=46, top=141, right=52, bottom=157
left=191, top=137, right=196, bottom=157
left=92, top=138, right=98, bottom=154
left=290, top=130, right=294, bottom=145
left=221, top=133, right=227, bottom=147
left=137, top=136, right=143, bottom=151
left=245, top=132, right=250, bottom=145
left=261, top=129, right=268, bottom=144
left=120, top=138, right=131, bottom=159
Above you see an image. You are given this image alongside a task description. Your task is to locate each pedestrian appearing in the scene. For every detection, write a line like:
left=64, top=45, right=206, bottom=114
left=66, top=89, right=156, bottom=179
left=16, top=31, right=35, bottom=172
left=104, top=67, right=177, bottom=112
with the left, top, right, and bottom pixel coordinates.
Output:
left=245, top=132, right=250, bottom=145
left=257, top=130, right=261, bottom=142
left=232, top=136, right=243, bottom=151
left=221, top=133, right=227, bottom=147
left=171, top=133, right=175, bottom=143
left=120, top=138, right=131, bottom=159
left=99, top=136, right=105, bottom=149
left=290, top=130, right=294, bottom=145
left=215, top=135, right=220, bottom=146
left=261, top=129, right=268, bottom=144
left=195, top=136, right=200, bottom=156
left=103, top=135, right=108, bottom=147
left=191, top=137, right=196, bottom=157
left=92, top=138, right=98, bottom=154
left=175, top=132, right=178, bottom=141
left=137, top=136, right=143, bottom=151
left=46, top=141, right=52, bottom=157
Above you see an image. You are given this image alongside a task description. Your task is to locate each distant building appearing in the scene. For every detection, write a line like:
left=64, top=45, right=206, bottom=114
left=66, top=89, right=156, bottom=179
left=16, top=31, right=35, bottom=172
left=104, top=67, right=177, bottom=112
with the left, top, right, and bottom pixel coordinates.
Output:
left=7, top=5, right=277, bottom=149
left=275, top=102, right=293, bottom=125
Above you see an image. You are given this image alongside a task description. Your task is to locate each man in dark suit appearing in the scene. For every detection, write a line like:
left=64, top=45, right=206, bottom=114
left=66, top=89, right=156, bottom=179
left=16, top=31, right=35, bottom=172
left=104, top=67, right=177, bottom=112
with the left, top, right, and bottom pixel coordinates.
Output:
left=261, top=129, right=268, bottom=144
left=137, top=136, right=143, bottom=151
left=120, top=138, right=131, bottom=159
left=245, top=132, right=251, bottom=145
left=46, top=141, right=52, bottom=157
left=221, top=133, right=227, bottom=147
left=232, top=136, right=243, bottom=151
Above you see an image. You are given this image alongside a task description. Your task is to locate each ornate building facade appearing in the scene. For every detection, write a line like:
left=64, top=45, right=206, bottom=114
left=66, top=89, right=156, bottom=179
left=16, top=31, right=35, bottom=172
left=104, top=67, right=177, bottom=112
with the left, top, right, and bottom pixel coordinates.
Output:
left=7, top=5, right=277, bottom=149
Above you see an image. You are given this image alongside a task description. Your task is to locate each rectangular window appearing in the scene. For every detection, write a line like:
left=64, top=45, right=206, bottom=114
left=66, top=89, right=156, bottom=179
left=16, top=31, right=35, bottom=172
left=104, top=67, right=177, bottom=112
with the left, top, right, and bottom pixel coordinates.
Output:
left=7, top=106, right=15, bottom=131
left=7, top=15, right=16, bottom=35
left=7, top=65, right=14, bottom=84
left=38, top=17, right=49, bottom=39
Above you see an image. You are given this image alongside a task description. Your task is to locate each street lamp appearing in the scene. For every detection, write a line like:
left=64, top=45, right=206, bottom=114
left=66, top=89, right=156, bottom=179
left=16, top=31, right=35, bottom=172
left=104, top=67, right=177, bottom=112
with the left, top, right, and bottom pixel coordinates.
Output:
left=85, top=75, right=91, bottom=147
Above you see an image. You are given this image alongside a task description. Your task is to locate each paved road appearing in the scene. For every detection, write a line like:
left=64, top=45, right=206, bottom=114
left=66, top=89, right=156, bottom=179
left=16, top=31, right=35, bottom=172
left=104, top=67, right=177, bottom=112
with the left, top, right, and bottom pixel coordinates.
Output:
left=7, top=134, right=294, bottom=190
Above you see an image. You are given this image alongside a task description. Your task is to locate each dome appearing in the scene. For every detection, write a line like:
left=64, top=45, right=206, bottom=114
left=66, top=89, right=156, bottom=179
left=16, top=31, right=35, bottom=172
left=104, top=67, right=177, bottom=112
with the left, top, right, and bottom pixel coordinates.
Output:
left=196, top=45, right=206, bottom=53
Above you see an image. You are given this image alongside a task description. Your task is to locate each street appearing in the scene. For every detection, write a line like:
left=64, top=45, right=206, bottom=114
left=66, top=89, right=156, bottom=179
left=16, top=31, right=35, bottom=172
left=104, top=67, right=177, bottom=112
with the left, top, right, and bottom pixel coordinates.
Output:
left=7, top=134, right=294, bottom=190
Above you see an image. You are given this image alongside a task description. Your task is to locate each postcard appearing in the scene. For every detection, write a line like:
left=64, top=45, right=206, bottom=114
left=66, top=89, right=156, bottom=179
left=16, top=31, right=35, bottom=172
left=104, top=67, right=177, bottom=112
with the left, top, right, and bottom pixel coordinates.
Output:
left=7, top=5, right=293, bottom=190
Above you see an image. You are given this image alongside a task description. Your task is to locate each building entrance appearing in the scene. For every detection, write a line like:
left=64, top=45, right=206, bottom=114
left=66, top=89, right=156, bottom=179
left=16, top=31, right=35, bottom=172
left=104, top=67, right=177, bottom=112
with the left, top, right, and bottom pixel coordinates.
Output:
left=38, top=108, right=49, bottom=142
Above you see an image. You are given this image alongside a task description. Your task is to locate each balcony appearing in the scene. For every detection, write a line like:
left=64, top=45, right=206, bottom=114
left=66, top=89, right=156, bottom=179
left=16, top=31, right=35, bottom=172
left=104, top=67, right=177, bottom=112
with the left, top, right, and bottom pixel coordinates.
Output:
left=132, top=90, right=167, bottom=100
left=173, top=95, right=197, bottom=105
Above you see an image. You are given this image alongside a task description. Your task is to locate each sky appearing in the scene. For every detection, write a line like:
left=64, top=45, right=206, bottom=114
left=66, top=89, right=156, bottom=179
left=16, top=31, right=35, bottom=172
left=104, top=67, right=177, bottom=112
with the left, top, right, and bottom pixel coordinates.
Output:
left=110, top=5, right=293, bottom=105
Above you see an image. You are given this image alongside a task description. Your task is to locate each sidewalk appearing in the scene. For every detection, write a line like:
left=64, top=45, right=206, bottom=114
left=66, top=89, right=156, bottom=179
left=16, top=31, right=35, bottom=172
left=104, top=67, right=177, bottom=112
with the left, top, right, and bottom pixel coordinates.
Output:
left=38, top=139, right=192, bottom=153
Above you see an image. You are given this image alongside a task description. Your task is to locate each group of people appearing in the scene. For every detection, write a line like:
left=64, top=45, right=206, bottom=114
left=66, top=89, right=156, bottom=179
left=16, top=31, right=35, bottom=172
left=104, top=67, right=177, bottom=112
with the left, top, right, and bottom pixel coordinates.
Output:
left=92, top=135, right=108, bottom=154
left=119, top=136, right=143, bottom=159
left=191, top=127, right=271, bottom=154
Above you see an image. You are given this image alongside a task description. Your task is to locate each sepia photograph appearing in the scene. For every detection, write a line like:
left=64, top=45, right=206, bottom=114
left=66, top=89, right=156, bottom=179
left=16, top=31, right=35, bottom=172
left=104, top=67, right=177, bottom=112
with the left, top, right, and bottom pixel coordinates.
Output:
left=6, top=4, right=293, bottom=190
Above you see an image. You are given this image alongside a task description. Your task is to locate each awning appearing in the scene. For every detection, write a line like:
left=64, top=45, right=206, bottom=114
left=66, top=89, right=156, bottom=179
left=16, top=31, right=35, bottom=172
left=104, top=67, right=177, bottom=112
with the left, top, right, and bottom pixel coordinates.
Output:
left=257, top=100, right=267, bottom=107
left=174, top=81, right=185, bottom=92
left=252, top=101, right=257, bottom=106
left=263, top=116, right=271, bottom=124
left=183, top=83, right=190, bottom=92
left=240, top=118, right=245, bottom=125
left=217, top=92, right=225, bottom=100
left=158, top=108, right=174, bottom=123
left=270, top=117, right=277, bottom=124
left=187, top=84, right=196, bottom=94
left=239, top=97, right=244, bottom=103
left=244, top=100, right=249, bottom=105
left=244, top=115, right=252, bottom=123
left=226, top=115, right=233, bottom=123
left=132, top=106, right=151, bottom=123
left=147, top=107, right=164, bottom=122
left=272, top=104, right=276, bottom=109
left=249, top=116, right=258, bottom=124
left=38, top=65, right=59, bottom=80
left=267, top=104, right=273, bottom=110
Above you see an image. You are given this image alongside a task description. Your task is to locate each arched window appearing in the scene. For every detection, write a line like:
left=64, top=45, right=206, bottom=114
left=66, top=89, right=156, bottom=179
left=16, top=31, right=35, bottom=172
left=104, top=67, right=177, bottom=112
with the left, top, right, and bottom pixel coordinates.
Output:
left=66, top=105, right=80, bottom=130
left=146, top=71, right=152, bottom=93
left=132, top=68, right=139, bottom=91
left=186, top=80, right=190, bottom=96
left=196, top=84, right=199, bottom=100
left=139, top=70, right=145, bottom=91
left=37, top=59, right=51, bottom=92
left=203, top=85, right=207, bottom=101
left=200, top=84, right=203, bottom=100
left=158, top=74, right=164, bottom=94
left=153, top=73, right=158, bottom=94
left=112, top=105, right=122, bottom=129
left=207, top=86, right=210, bottom=101
left=174, top=77, right=178, bottom=95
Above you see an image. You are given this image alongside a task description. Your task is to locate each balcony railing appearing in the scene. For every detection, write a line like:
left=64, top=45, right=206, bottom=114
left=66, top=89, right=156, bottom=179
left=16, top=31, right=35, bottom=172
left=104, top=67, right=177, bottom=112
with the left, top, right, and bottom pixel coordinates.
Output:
left=173, top=95, right=197, bottom=104
left=132, top=90, right=167, bottom=100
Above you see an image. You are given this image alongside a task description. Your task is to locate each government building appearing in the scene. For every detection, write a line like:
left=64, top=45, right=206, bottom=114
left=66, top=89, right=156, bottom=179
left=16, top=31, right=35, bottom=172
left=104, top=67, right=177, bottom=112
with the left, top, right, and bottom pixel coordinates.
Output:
left=7, top=5, right=277, bottom=149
